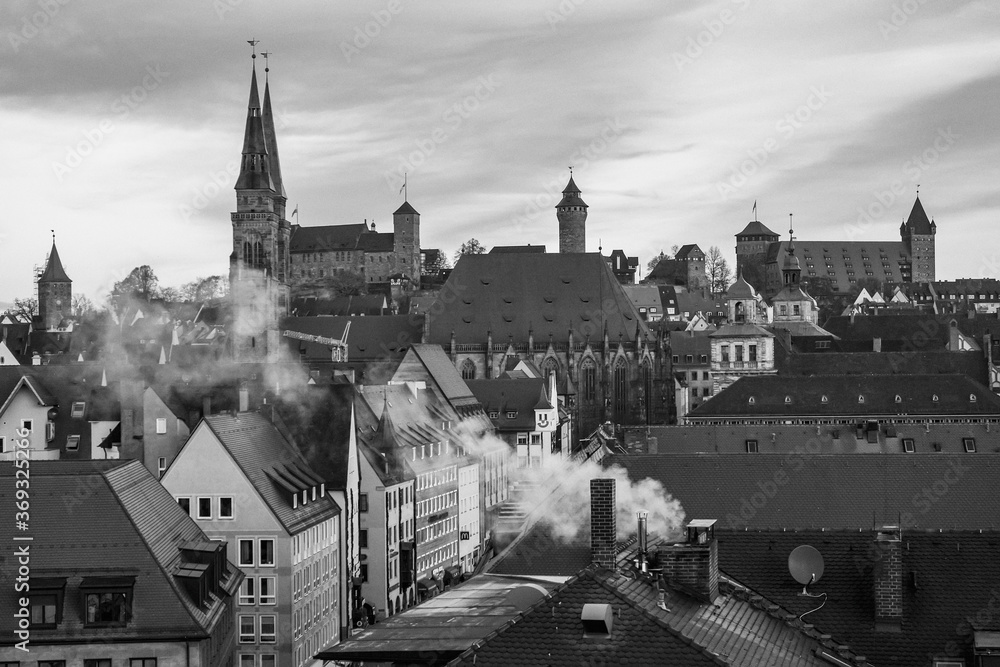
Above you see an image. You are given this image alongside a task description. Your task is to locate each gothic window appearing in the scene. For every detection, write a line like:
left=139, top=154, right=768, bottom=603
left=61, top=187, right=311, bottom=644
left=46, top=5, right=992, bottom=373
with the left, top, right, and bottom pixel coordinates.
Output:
left=542, top=357, right=559, bottom=382
left=460, top=359, right=476, bottom=380
left=613, top=358, right=629, bottom=419
left=581, top=359, right=596, bottom=401
left=642, top=361, right=653, bottom=423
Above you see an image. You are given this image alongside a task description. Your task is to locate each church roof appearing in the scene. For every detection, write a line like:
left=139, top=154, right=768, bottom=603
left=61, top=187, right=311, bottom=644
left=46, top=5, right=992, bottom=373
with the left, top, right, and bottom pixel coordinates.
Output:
left=393, top=201, right=419, bottom=216
left=425, top=252, right=648, bottom=345
left=735, top=220, right=780, bottom=238
left=725, top=273, right=757, bottom=299
left=38, top=242, right=71, bottom=283
left=905, top=196, right=934, bottom=234
left=261, top=77, right=285, bottom=198
left=235, top=65, right=275, bottom=191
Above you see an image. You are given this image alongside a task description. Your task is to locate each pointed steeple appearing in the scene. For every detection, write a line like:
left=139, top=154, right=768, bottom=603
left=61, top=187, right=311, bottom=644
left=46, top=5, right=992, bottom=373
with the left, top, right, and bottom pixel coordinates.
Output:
left=38, top=241, right=71, bottom=283
left=556, top=175, right=588, bottom=209
left=781, top=218, right=800, bottom=285
left=905, top=196, right=933, bottom=234
left=235, top=62, right=275, bottom=191
left=376, top=395, right=401, bottom=451
left=261, top=67, right=285, bottom=198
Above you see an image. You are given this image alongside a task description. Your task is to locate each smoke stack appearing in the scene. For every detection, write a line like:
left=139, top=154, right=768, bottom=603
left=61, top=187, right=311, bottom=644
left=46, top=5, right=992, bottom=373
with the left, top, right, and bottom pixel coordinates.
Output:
left=202, top=396, right=212, bottom=417
left=590, top=479, right=616, bottom=570
left=874, top=525, right=903, bottom=629
left=637, top=512, right=648, bottom=574
left=659, top=519, right=719, bottom=603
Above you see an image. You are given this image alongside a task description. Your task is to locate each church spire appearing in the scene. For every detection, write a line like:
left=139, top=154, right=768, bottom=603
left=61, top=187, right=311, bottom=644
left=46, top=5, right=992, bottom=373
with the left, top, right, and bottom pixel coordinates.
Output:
left=260, top=51, right=285, bottom=199
left=38, top=240, right=71, bottom=284
left=235, top=53, right=275, bottom=192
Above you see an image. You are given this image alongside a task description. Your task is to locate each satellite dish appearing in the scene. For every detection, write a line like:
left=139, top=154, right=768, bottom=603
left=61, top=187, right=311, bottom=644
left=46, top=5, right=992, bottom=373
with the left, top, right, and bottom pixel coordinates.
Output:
left=788, top=545, right=825, bottom=587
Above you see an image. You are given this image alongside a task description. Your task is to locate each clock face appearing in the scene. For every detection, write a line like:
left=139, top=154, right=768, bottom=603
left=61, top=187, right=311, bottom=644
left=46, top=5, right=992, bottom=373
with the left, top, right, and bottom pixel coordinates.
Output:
left=55, top=300, right=62, bottom=307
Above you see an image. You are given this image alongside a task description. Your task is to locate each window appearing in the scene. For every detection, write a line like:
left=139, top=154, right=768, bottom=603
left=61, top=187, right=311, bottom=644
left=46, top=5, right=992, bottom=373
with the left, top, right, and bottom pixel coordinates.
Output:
left=85, top=591, right=129, bottom=626
left=130, top=660, right=156, bottom=667
left=721, top=345, right=729, bottom=362
left=259, top=577, right=276, bottom=605
left=20, top=420, right=32, bottom=433
left=219, top=497, right=234, bottom=519
left=359, top=494, right=369, bottom=512
left=240, top=658, right=255, bottom=667
left=902, top=438, right=915, bottom=453
left=685, top=354, right=693, bottom=363
left=177, top=497, right=191, bottom=515
left=197, top=497, right=212, bottom=520
left=239, top=615, right=255, bottom=643
left=39, top=662, right=65, bottom=667
left=259, top=539, right=275, bottom=566
left=748, top=345, right=757, bottom=362
left=360, top=529, right=368, bottom=548
left=66, top=435, right=80, bottom=451
left=156, top=418, right=167, bottom=434
left=746, top=439, right=758, bottom=453
left=964, top=438, right=976, bottom=453
left=260, top=615, right=276, bottom=643
left=30, top=592, right=60, bottom=627
left=239, top=539, right=255, bottom=567
left=239, top=578, right=255, bottom=605
left=157, top=457, right=166, bottom=477
left=71, top=401, right=86, bottom=418
left=260, top=656, right=275, bottom=667
left=361, top=563, right=369, bottom=582
left=671, top=355, right=679, bottom=363
left=84, top=662, right=111, bottom=667
left=460, top=359, right=476, bottom=380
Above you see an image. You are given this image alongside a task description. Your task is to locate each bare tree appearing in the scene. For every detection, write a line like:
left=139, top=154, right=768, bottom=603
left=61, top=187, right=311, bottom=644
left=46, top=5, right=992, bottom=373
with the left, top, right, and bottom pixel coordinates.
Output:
left=4, top=297, right=37, bottom=323
left=453, top=238, right=486, bottom=264
left=705, top=245, right=733, bottom=294
left=646, top=250, right=670, bottom=272
left=112, top=265, right=160, bottom=302
left=72, top=295, right=97, bottom=319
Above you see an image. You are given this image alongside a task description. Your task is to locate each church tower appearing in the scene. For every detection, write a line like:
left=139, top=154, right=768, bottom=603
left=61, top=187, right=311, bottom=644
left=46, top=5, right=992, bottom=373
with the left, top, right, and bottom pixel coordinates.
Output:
left=393, top=200, right=421, bottom=284
left=229, top=51, right=290, bottom=361
left=37, top=240, right=72, bottom=331
left=900, top=196, right=936, bottom=283
left=556, top=172, right=587, bottom=253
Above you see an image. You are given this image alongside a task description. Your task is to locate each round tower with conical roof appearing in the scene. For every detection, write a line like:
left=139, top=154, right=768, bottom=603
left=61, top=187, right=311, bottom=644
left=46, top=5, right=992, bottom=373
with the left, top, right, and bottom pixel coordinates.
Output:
left=556, top=173, right=587, bottom=254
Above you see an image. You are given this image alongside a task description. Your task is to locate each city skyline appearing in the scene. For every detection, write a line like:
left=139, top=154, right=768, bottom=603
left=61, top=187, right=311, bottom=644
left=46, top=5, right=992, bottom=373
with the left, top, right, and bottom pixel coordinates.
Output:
left=3, top=0, right=1000, bottom=303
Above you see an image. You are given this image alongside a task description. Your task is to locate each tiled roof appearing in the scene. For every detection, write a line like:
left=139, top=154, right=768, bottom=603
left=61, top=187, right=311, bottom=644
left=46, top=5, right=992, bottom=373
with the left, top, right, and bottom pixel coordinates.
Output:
left=604, top=453, right=1000, bottom=529
left=777, top=350, right=988, bottom=383
left=489, top=245, right=546, bottom=254
left=400, top=344, right=481, bottom=410
left=904, top=196, right=934, bottom=234
left=726, top=273, right=758, bottom=299
left=38, top=242, right=71, bottom=283
left=821, top=314, right=951, bottom=349
left=289, top=223, right=368, bottom=252
left=709, top=322, right=773, bottom=338
left=357, top=230, right=395, bottom=252
left=736, top=220, right=780, bottom=238
left=645, top=258, right=688, bottom=284
left=467, top=378, right=548, bottom=430
left=203, top=412, right=340, bottom=534
left=668, top=331, right=712, bottom=359
left=621, top=284, right=662, bottom=311
left=0, top=460, right=240, bottom=642
left=674, top=244, right=704, bottom=260
left=281, top=314, right=423, bottom=362
left=426, top=253, right=649, bottom=344
left=675, top=288, right=726, bottom=317
left=393, top=200, right=419, bottom=215
left=767, top=240, right=910, bottom=294
left=450, top=569, right=727, bottom=666
left=289, top=294, right=388, bottom=316
left=717, top=529, right=1000, bottom=666
left=688, top=373, right=999, bottom=419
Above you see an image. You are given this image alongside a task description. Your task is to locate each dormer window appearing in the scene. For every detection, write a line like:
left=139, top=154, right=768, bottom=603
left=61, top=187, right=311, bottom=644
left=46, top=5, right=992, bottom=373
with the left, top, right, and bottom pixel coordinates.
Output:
left=932, top=394, right=939, bottom=402
left=970, top=394, right=977, bottom=403
left=784, top=396, right=792, bottom=404
left=506, top=411, right=517, bottom=419
left=81, top=576, right=135, bottom=627
left=71, top=401, right=86, bottom=418
left=895, top=395, right=902, bottom=403
left=748, top=397, right=755, bottom=405
left=858, top=395, right=865, bottom=403
left=821, top=395, right=828, bottom=403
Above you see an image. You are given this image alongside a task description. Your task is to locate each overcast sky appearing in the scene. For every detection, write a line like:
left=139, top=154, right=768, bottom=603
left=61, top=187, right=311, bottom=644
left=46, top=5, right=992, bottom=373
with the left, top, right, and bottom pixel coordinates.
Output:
left=2, top=0, right=999, bottom=304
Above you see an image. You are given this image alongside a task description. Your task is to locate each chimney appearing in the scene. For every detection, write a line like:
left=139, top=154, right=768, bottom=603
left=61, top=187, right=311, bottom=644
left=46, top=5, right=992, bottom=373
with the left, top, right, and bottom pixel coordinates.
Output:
left=658, top=519, right=719, bottom=603
left=239, top=386, right=249, bottom=412
left=590, top=478, right=616, bottom=570
left=873, top=336, right=881, bottom=353
left=202, top=396, right=212, bottom=418
left=874, top=525, right=903, bottom=628
left=637, top=512, right=648, bottom=573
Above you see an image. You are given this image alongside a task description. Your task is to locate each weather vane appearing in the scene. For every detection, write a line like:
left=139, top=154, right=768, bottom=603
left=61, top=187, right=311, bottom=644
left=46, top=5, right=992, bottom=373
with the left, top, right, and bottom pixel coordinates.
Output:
left=247, top=39, right=259, bottom=59
left=261, top=51, right=270, bottom=75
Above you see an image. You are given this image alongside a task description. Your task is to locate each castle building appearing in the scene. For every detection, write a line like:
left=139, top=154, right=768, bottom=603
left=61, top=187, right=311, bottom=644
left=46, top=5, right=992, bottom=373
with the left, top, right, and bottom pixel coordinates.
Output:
left=37, top=240, right=72, bottom=331
left=556, top=175, right=587, bottom=253
left=644, top=244, right=708, bottom=289
left=734, top=197, right=935, bottom=298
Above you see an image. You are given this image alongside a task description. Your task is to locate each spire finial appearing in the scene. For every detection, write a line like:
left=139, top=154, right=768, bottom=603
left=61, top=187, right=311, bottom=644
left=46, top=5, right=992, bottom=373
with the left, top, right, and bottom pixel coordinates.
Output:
left=398, top=172, right=408, bottom=201
left=247, top=39, right=259, bottom=61
left=261, top=50, right=270, bottom=78
left=916, top=183, right=920, bottom=196
left=568, top=166, right=573, bottom=177
left=51, top=229, right=55, bottom=244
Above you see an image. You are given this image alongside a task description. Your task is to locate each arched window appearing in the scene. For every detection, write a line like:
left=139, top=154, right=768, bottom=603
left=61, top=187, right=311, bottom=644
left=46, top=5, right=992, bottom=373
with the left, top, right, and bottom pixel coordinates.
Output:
left=613, top=358, right=629, bottom=419
left=734, top=301, right=745, bottom=323
left=581, top=358, right=596, bottom=401
left=542, top=357, right=559, bottom=382
left=642, top=360, right=653, bottom=423
left=460, top=359, right=476, bottom=380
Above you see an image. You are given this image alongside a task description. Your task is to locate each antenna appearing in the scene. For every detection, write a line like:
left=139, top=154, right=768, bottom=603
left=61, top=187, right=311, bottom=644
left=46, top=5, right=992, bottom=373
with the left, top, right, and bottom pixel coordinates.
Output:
left=788, top=544, right=824, bottom=594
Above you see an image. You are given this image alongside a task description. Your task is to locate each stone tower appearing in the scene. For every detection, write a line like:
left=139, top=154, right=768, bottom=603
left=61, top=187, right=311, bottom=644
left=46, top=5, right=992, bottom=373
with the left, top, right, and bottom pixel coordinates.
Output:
left=393, top=200, right=421, bottom=284
left=900, top=196, right=936, bottom=283
left=37, top=241, right=72, bottom=330
left=229, top=56, right=290, bottom=361
left=556, top=174, right=587, bottom=253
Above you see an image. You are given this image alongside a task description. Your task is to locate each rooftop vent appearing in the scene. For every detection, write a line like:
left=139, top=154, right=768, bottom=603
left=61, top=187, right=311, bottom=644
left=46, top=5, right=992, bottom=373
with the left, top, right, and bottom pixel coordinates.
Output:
left=581, top=603, right=613, bottom=637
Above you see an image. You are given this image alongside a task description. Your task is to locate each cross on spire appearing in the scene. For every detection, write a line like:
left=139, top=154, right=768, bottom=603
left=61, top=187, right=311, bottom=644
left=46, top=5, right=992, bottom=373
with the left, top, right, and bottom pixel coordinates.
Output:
left=247, top=39, right=259, bottom=60
left=261, top=51, right=270, bottom=77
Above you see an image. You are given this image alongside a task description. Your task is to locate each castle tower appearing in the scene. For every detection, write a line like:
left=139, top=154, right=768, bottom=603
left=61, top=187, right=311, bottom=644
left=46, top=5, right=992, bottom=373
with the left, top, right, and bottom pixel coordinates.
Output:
left=393, top=200, right=421, bottom=285
left=37, top=240, right=72, bottom=330
left=229, top=54, right=289, bottom=361
left=900, top=196, right=936, bottom=283
left=556, top=173, right=588, bottom=253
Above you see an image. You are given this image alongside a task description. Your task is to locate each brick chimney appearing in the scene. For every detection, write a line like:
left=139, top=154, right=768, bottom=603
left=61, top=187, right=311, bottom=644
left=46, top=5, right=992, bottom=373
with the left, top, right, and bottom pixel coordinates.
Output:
left=658, top=519, right=719, bottom=603
left=873, top=525, right=903, bottom=629
left=590, top=478, right=616, bottom=570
